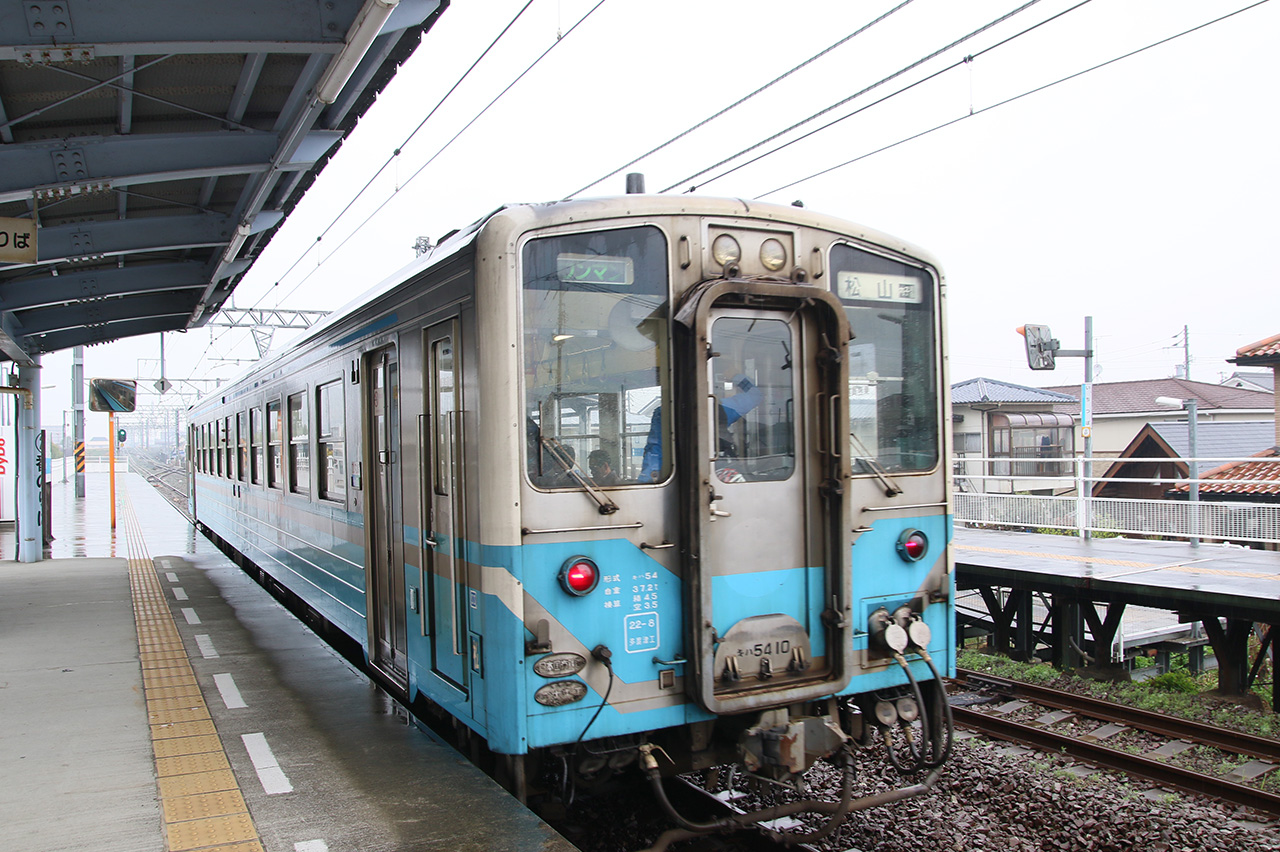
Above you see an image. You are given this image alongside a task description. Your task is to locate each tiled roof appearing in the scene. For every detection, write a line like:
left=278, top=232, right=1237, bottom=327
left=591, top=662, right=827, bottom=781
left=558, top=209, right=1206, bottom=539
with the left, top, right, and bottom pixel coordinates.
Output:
left=952, top=377, right=1077, bottom=405
left=1176, top=447, right=1280, bottom=496
left=1041, top=378, right=1273, bottom=415
left=1236, top=333, right=1280, bottom=360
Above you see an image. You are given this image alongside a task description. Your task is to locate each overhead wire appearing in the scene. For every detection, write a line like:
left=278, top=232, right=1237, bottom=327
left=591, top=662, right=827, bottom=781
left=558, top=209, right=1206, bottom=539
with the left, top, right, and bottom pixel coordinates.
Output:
left=658, top=0, right=1056, bottom=194
left=754, top=0, right=1272, bottom=199
left=192, top=0, right=582, bottom=379
left=560, top=0, right=919, bottom=201
left=261, top=0, right=611, bottom=315
left=256, top=0, right=539, bottom=301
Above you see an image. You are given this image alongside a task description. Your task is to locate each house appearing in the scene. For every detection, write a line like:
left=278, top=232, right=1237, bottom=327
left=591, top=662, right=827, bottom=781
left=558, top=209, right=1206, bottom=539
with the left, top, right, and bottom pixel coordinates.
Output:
left=1227, top=333, right=1280, bottom=447
left=1221, top=371, right=1275, bottom=393
left=951, top=377, right=1077, bottom=494
left=1042, top=378, right=1274, bottom=459
left=1171, top=447, right=1280, bottom=552
left=1093, top=420, right=1278, bottom=499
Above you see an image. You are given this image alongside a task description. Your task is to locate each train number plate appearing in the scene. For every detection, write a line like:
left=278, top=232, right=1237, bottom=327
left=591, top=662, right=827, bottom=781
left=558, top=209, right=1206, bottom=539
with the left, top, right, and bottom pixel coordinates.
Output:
left=713, top=613, right=812, bottom=688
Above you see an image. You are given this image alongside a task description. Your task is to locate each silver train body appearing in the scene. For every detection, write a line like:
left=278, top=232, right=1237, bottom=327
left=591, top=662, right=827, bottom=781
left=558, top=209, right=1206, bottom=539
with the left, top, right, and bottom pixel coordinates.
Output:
left=189, top=195, right=954, bottom=820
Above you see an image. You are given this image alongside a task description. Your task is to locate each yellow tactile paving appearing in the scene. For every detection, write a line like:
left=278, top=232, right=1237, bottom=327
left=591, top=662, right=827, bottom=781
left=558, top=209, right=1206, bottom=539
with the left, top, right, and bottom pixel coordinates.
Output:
left=154, top=734, right=224, bottom=759
left=120, top=484, right=265, bottom=851
left=151, top=719, right=219, bottom=740
left=162, top=789, right=251, bottom=823
left=158, top=769, right=240, bottom=799
left=957, top=544, right=1155, bottom=569
left=157, top=751, right=232, bottom=778
left=167, top=813, right=259, bottom=851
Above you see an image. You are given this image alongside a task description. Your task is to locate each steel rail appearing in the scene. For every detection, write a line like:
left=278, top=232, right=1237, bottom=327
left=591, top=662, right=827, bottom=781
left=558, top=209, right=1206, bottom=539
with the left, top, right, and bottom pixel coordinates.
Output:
left=955, top=668, right=1280, bottom=761
left=952, top=705, right=1280, bottom=816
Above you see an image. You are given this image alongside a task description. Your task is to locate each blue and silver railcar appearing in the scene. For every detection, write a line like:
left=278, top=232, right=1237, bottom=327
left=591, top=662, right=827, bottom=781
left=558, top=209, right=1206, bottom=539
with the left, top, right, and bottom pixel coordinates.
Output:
left=189, top=194, right=953, bottom=828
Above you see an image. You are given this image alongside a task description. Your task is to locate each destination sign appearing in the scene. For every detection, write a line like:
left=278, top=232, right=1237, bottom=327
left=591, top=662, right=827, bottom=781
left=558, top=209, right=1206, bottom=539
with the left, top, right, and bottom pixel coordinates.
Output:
left=557, top=253, right=634, bottom=286
left=836, top=271, right=923, bottom=304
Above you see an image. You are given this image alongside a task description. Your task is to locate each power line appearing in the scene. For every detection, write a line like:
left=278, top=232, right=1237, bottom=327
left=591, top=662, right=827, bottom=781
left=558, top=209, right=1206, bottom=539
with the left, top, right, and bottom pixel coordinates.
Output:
left=560, top=0, right=918, bottom=201
left=259, top=0, right=539, bottom=299
left=192, top=0, right=562, bottom=378
left=262, top=0, right=612, bottom=314
left=659, top=0, right=1058, bottom=194
left=755, top=0, right=1271, bottom=199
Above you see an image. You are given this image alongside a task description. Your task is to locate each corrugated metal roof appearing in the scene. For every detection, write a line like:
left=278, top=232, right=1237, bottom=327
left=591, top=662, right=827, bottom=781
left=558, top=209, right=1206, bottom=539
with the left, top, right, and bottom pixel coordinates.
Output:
left=0, top=0, right=449, bottom=363
left=1042, top=378, right=1273, bottom=415
left=1148, top=420, right=1278, bottom=460
left=952, top=376, right=1077, bottom=405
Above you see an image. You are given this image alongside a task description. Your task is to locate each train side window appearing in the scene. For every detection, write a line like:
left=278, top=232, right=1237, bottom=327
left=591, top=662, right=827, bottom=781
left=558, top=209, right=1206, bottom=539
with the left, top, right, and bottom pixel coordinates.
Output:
left=224, top=416, right=234, bottom=478
left=216, top=418, right=225, bottom=477
left=317, top=380, right=345, bottom=502
left=250, top=407, right=264, bottom=485
left=288, top=391, right=310, bottom=495
left=432, top=338, right=454, bottom=496
left=267, top=399, right=283, bottom=489
left=236, top=411, right=248, bottom=482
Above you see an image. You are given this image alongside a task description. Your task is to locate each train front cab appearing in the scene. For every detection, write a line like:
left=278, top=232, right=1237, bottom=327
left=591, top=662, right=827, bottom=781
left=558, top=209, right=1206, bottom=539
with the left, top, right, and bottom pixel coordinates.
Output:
left=498, top=205, right=953, bottom=821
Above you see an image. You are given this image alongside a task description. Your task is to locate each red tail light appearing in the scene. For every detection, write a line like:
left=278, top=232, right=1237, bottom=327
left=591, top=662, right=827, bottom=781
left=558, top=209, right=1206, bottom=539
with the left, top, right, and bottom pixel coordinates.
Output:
left=897, top=529, right=928, bottom=562
left=560, top=557, right=599, bottom=596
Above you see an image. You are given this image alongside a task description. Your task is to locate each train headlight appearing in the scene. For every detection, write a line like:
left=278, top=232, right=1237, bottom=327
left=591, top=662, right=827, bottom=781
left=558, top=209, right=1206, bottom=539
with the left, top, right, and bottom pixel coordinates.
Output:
left=759, top=238, right=787, bottom=271
left=896, top=529, right=928, bottom=562
left=560, top=557, right=600, bottom=596
left=711, top=234, right=741, bottom=268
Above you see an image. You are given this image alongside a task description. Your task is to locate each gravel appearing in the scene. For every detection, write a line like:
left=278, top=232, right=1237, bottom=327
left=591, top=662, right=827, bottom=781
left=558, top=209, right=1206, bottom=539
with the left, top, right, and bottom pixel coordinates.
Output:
left=560, top=735, right=1280, bottom=852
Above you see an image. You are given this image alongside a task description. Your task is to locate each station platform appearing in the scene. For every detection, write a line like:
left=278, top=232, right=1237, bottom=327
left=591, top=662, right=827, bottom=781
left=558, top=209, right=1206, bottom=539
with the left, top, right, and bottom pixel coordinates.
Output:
left=953, top=527, right=1280, bottom=705
left=0, top=474, right=577, bottom=852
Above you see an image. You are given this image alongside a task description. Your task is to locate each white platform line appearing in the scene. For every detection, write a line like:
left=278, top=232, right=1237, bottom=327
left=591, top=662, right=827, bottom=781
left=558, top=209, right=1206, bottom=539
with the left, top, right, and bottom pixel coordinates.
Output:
left=194, top=634, right=219, bottom=659
left=165, top=572, right=179, bottom=583
left=172, top=587, right=189, bottom=601
left=295, top=842, right=329, bottom=852
left=213, top=673, right=247, bottom=709
left=181, top=608, right=201, bottom=625
left=242, top=732, right=293, bottom=795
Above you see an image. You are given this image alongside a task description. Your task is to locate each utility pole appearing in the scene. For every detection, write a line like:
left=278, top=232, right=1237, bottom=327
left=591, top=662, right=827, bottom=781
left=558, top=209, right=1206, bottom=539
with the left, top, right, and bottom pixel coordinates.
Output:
left=1182, top=325, right=1191, bottom=381
left=72, top=346, right=85, bottom=499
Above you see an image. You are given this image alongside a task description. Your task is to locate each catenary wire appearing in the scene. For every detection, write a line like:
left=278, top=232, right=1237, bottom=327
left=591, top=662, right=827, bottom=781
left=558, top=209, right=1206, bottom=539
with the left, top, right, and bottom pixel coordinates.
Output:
left=193, top=0, right=597, bottom=379
left=754, top=0, right=1271, bottom=199
left=260, top=0, right=611, bottom=316
left=560, top=0, right=918, bottom=201
left=658, top=0, right=1056, bottom=194
left=256, top=0, right=539, bottom=301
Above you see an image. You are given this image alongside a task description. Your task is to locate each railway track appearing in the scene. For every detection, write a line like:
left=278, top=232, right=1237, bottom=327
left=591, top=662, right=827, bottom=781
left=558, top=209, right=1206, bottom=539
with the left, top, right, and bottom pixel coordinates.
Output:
left=952, top=667, right=1280, bottom=816
left=128, top=451, right=193, bottom=521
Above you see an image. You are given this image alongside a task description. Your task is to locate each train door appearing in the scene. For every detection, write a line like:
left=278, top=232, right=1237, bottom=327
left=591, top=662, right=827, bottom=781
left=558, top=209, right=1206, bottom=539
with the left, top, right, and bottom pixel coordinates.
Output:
left=365, top=346, right=408, bottom=686
left=423, top=320, right=469, bottom=694
left=680, top=283, right=851, bottom=713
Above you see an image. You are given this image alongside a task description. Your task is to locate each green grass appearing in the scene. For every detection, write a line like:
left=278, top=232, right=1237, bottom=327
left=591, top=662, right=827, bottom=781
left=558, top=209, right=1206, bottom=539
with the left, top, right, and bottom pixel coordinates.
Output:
left=957, top=650, right=1278, bottom=739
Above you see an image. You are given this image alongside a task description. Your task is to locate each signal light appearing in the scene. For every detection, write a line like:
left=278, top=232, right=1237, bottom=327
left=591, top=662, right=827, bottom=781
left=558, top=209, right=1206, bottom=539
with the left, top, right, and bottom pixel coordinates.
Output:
left=897, top=529, right=928, bottom=562
left=559, top=557, right=600, bottom=596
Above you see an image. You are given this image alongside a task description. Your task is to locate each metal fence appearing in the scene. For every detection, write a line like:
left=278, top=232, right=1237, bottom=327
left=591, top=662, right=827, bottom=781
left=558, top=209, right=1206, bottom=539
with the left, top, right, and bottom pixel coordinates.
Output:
left=953, top=455, right=1280, bottom=545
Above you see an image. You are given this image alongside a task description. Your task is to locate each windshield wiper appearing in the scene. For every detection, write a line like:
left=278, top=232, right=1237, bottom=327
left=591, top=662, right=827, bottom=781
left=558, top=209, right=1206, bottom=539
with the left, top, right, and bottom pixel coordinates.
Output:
left=849, top=432, right=903, bottom=497
left=540, top=437, right=620, bottom=515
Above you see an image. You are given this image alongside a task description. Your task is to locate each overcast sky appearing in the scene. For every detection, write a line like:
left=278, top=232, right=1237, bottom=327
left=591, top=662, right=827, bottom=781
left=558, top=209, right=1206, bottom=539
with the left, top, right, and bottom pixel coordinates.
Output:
left=43, top=0, right=1280, bottom=436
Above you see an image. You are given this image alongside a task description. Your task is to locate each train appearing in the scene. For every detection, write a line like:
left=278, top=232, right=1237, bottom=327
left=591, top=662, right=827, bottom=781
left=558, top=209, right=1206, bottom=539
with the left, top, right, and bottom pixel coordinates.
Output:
left=188, top=190, right=954, bottom=840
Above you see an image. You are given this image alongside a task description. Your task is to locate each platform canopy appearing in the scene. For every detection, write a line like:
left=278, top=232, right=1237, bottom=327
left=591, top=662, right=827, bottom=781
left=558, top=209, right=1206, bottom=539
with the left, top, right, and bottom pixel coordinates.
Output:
left=0, top=0, right=448, bottom=364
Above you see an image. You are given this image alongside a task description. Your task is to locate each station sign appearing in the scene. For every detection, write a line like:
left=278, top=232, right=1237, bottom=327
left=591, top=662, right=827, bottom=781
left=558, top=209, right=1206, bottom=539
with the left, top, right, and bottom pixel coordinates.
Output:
left=0, top=216, right=36, bottom=263
left=88, top=378, right=137, bottom=413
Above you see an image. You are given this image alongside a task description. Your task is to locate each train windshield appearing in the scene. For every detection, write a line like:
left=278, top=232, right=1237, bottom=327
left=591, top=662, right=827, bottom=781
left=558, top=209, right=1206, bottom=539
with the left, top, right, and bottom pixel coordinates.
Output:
left=522, top=225, right=670, bottom=488
left=830, top=244, right=938, bottom=473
